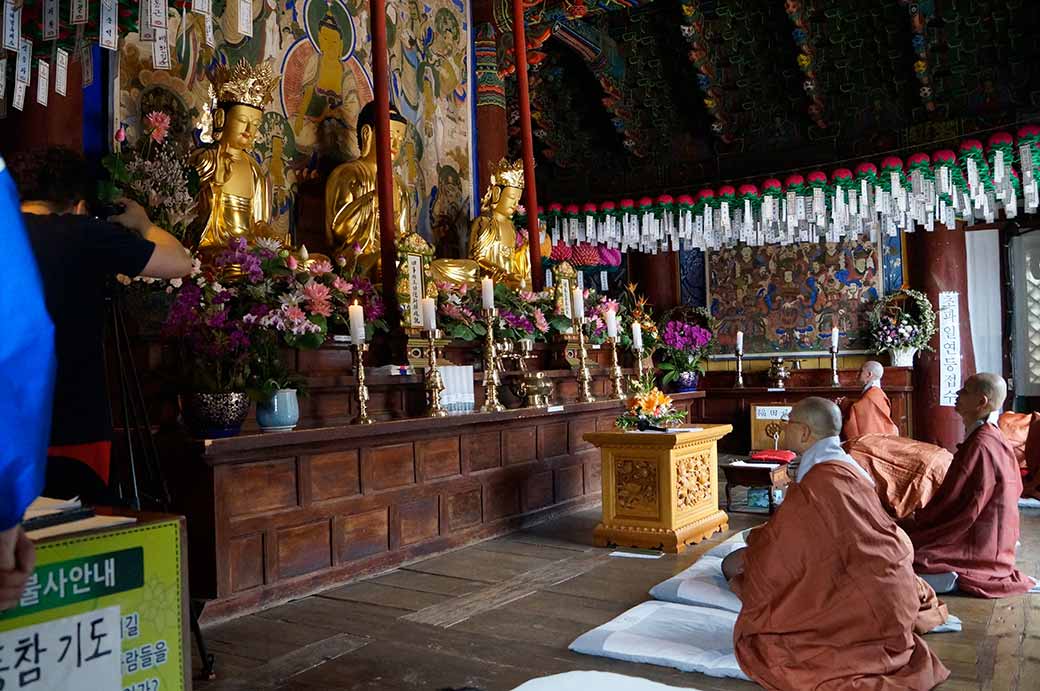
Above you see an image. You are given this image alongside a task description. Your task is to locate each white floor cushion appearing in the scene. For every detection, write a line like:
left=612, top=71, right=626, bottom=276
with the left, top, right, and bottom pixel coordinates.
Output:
left=568, top=601, right=749, bottom=681
left=512, top=671, right=707, bottom=691
left=1019, top=497, right=1040, bottom=509
left=652, top=530, right=961, bottom=633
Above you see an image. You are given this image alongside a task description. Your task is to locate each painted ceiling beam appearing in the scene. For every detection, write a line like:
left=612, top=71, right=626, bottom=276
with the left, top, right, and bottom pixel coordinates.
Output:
left=784, top=0, right=827, bottom=131
left=900, top=0, right=938, bottom=114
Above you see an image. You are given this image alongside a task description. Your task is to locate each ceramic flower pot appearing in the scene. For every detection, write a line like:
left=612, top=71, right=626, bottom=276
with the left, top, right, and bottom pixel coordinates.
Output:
left=183, top=392, right=251, bottom=439
left=673, top=371, right=700, bottom=393
left=257, top=389, right=300, bottom=433
left=888, top=347, right=918, bottom=367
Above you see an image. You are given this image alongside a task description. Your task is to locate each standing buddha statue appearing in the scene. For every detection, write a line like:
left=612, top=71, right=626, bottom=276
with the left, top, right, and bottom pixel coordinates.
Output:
left=191, top=59, right=285, bottom=257
left=430, top=158, right=529, bottom=288
left=325, top=101, right=411, bottom=276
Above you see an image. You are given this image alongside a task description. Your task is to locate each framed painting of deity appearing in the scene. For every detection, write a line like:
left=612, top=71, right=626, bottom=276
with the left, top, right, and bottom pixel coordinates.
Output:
left=706, top=233, right=895, bottom=355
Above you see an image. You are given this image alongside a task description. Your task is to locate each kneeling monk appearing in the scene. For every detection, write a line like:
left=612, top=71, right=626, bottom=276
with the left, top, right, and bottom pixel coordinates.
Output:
left=904, top=373, right=1035, bottom=598
left=842, top=360, right=899, bottom=440
left=726, top=397, right=949, bottom=690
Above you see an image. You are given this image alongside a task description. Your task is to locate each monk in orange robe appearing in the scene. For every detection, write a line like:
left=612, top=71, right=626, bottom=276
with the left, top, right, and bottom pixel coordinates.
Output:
left=724, top=397, right=949, bottom=690
left=842, top=360, right=899, bottom=441
left=904, top=373, right=1037, bottom=598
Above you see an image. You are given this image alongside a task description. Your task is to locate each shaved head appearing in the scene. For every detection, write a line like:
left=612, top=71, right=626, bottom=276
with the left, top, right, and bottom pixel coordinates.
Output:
left=966, top=373, right=1007, bottom=412
left=791, top=397, right=843, bottom=438
left=863, top=361, right=883, bottom=379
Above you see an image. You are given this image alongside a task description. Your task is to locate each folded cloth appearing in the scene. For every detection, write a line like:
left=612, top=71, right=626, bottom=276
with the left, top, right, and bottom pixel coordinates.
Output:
left=846, top=434, right=952, bottom=519
left=749, top=450, right=795, bottom=464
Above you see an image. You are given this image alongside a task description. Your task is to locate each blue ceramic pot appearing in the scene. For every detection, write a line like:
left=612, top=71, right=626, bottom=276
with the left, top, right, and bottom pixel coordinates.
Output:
left=257, top=389, right=300, bottom=433
left=184, top=392, right=251, bottom=439
left=673, top=371, right=700, bottom=393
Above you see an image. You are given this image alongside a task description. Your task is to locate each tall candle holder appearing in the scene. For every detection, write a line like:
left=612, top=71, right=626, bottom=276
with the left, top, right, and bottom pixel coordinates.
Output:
left=423, top=329, right=448, bottom=417
left=829, top=345, right=841, bottom=387
left=734, top=349, right=745, bottom=389
left=572, top=317, right=596, bottom=403
left=608, top=337, right=625, bottom=399
left=632, top=347, right=646, bottom=386
left=480, top=308, right=505, bottom=413
left=353, top=342, right=374, bottom=425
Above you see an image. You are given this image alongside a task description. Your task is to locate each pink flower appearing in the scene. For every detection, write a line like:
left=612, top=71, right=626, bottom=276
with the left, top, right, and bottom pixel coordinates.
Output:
left=287, top=256, right=299, bottom=271
left=336, top=256, right=347, bottom=267
left=284, top=306, right=306, bottom=322
left=332, top=277, right=352, bottom=293
left=309, top=260, right=333, bottom=275
left=145, top=111, right=171, bottom=144
left=533, top=308, right=549, bottom=333
left=309, top=300, right=333, bottom=317
left=114, top=126, right=126, bottom=143
left=302, top=281, right=332, bottom=303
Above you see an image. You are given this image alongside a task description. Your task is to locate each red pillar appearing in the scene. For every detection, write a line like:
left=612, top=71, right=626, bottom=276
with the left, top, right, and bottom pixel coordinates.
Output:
left=472, top=1, right=507, bottom=197
left=510, top=0, right=543, bottom=290
left=630, top=252, right=679, bottom=311
left=906, top=223, right=977, bottom=451
left=370, top=0, right=400, bottom=330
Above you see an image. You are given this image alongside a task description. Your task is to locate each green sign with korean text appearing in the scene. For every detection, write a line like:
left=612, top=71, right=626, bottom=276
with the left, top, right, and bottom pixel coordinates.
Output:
left=0, top=520, right=186, bottom=691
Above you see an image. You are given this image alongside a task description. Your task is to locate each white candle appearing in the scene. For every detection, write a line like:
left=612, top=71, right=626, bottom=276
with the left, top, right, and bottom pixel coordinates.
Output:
left=605, top=309, right=618, bottom=338
left=571, top=287, right=585, bottom=319
left=631, top=322, right=643, bottom=350
left=348, top=302, right=365, bottom=344
left=481, top=276, right=495, bottom=310
left=421, top=297, right=437, bottom=331
left=831, top=326, right=839, bottom=351
left=736, top=330, right=744, bottom=353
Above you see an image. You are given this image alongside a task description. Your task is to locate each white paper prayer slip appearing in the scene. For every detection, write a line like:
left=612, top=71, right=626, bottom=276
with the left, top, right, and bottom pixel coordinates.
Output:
left=36, top=59, right=49, bottom=105
left=2, top=0, right=19, bottom=52
left=100, top=0, right=118, bottom=50
left=55, top=48, right=68, bottom=95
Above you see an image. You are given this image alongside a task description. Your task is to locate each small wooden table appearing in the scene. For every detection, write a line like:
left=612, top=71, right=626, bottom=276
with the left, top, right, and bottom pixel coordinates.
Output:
left=584, top=425, right=732, bottom=553
left=720, top=460, right=791, bottom=514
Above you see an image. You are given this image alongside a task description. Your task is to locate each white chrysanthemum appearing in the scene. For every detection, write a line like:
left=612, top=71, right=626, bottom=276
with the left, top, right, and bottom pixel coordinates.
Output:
left=254, top=237, right=283, bottom=252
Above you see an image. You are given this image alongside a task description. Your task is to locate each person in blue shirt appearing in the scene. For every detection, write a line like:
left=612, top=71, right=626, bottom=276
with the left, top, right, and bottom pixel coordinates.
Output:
left=0, top=154, right=56, bottom=611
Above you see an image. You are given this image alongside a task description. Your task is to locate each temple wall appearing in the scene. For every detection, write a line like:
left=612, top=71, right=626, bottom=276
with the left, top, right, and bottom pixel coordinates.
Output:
left=116, top=0, right=473, bottom=248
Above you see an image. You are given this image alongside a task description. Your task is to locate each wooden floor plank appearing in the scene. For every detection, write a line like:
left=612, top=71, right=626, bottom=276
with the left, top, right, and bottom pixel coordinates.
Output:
left=319, top=581, right=456, bottom=611
left=194, top=506, right=1040, bottom=691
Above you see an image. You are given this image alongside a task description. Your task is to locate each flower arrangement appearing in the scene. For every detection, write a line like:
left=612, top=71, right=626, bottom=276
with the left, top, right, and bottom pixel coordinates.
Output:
left=435, top=282, right=564, bottom=343
left=163, top=238, right=386, bottom=398
left=657, top=307, right=717, bottom=386
left=102, top=112, right=199, bottom=241
left=615, top=381, right=687, bottom=431
left=618, top=283, right=659, bottom=353
left=868, top=288, right=936, bottom=353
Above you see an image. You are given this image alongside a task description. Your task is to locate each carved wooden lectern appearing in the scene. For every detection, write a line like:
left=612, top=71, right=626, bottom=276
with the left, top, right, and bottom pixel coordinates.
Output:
left=584, top=425, right=733, bottom=553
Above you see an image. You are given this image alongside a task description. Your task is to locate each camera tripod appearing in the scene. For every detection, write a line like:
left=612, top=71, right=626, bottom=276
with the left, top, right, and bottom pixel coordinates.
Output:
left=104, top=287, right=216, bottom=680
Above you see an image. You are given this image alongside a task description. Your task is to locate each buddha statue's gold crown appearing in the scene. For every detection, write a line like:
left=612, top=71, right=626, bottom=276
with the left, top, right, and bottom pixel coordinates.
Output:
left=489, top=158, right=525, bottom=189
left=211, top=59, right=279, bottom=110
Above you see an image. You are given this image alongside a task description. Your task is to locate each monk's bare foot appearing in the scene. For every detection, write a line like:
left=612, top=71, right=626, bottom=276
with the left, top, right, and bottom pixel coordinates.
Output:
left=722, top=547, right=746, bottom=581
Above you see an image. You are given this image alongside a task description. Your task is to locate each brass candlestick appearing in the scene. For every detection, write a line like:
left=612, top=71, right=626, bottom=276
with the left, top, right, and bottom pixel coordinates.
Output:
left=830, top=345, right=840, bottom=387
left=572, top=317, right=596, bottom=403
left=735, top=349, right=745, bottom=388
left=480, top=308, right=505, bottom=413
left=632, top=346, right=646, bottom=389
left=353, top=342, right=374, bottom=425
left=423, top=329, right=448, bottom=417
left=608, top=336, right=625, bottom=399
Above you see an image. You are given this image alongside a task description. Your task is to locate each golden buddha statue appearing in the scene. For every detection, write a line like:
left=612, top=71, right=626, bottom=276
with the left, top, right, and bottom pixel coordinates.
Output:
left=430, top=158, right=528, bottom=288
left=325, top=101, right=411, bottom=276
left=190, top=59, right=286, bottom=257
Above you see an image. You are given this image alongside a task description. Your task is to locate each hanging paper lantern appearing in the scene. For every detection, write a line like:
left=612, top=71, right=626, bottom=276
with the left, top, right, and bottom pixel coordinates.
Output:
left=958, top=139, right=992, bottom=216
left=638, top=197, right=655, bottom=250
left=564, top=203, right=581, bottom=244
left=582, top=202, right=599, bottom=242
left=986, top=132, right=1015, bottom=194
left=550, top=242, right=572, bottom=261
left=547, top=203, right=564, bottom=243
left=599, top=201, right=619, bottom=248
left=1016, top=126, right=1040, bottom=212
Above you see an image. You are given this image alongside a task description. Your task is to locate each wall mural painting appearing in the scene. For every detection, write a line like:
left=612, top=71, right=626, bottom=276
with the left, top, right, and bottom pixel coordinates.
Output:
left=708, top=237, right=884, bottom=354
left=118, top=0, right=472, bottom=247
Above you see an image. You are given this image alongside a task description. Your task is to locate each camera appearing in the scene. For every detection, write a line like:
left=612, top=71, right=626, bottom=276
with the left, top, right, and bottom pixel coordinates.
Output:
left=92, top=201, right=126, bottom=220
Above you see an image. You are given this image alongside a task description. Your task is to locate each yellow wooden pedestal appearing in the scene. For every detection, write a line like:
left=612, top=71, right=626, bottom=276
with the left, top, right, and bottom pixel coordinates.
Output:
left=584, top=425, right=733, bottom=553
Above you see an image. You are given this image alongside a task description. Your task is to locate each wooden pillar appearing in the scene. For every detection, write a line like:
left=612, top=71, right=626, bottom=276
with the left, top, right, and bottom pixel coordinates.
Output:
left=510, top=0, right=543, bottom=290
left=472, top=1, right=507, bottom=197
left=370, top=0, right=400, bottom=330
left=906, top=223, right=977, bottom=451
left=0, top=65, right=84, bottom=157
left=630, top=251, right=679, bottom=311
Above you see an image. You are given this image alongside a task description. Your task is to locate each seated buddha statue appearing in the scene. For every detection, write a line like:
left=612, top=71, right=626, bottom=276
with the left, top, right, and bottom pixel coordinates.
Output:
left=325, top=101, right=411, bottom=276
left=190, top=59, right=287, bottom=259
left=430, top=158, right=529, bottom=288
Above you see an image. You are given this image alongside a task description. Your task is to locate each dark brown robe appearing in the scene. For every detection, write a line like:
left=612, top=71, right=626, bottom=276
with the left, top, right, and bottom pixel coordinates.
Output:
left=904, top=424, right=1033, bottom=598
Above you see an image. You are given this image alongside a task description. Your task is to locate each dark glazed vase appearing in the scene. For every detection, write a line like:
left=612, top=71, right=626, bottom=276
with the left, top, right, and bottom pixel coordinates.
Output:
left=183, top=392, right=251, bottom=439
